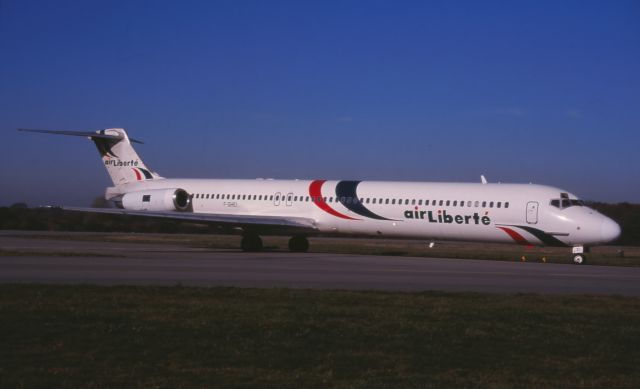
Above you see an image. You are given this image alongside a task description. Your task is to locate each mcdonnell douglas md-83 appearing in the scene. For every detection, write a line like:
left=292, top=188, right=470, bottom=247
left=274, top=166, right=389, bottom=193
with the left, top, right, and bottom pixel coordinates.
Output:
left=20, top=128, right=621, bottom=264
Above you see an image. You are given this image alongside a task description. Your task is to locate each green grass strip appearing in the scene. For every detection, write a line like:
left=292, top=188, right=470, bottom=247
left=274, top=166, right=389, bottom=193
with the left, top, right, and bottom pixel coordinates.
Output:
left=1, top=285, right=639, bottom=388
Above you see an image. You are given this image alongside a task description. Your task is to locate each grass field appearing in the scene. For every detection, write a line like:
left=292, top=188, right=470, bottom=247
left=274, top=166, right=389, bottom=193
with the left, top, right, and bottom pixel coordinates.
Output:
left=4, top=231, right=639, bottom=267
left=1, top=285, right=639, bottom=388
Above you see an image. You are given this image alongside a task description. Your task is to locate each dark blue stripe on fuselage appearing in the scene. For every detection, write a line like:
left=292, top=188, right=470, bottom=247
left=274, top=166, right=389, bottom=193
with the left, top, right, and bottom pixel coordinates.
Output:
left=335, top=181, right=393, bottom=221
left=512, top=225, right=569, bottom=247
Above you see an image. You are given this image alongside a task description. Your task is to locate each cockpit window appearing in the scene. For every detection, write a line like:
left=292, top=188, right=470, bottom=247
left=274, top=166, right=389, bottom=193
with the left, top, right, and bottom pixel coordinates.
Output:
left=550, top=198, right=584, bottom=209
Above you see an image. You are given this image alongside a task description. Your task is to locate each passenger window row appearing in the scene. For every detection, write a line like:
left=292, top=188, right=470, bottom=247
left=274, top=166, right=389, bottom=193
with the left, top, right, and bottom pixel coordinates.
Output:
left=192, top=193, right=509, bottom=209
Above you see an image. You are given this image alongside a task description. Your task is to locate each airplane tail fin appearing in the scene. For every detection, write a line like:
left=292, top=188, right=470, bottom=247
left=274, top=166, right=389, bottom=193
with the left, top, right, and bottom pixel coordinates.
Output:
left=19, top=128, right=162, bottom=186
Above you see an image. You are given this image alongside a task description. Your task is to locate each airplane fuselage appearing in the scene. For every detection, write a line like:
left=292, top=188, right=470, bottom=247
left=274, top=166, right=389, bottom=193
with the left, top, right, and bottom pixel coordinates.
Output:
left=113, top=178, right=620, bottom=247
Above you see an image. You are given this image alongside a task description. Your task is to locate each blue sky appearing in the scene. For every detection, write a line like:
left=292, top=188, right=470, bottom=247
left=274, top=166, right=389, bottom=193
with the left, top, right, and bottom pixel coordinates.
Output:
left=1, top=0, right=638, bottom=206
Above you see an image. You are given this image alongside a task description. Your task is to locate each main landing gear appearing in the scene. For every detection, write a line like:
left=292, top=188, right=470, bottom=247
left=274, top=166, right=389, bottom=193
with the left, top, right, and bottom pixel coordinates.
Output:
left=572, top=246, right=589, bottom=265
left=240, top=233, right=263, bottom=252
left=288, top=236, right=310, bottom=252
left=240, top=234, right=310, bottom=253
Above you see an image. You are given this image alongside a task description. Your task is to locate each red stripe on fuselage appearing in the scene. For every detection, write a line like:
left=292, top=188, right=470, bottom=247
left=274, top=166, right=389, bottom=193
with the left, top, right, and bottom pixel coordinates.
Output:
left=309, top=179, right=358, bottom=220
left=132, top=168, right=142, bottom=181
left=497, top=226, right=530, bottom=245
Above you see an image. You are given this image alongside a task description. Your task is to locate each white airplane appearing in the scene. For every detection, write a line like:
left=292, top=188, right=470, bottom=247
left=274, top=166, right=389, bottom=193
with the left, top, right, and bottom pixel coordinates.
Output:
left=20, top=128, right=621, bottom=264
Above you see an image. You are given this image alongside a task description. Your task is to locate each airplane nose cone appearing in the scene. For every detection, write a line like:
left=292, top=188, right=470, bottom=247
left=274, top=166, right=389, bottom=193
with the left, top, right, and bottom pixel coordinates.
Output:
left=601, top=218, right=621, bottom=243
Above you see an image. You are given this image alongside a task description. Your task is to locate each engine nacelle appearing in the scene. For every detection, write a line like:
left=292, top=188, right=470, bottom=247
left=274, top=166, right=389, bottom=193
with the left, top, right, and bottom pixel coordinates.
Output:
left=121, top=188, right=191, bottom=212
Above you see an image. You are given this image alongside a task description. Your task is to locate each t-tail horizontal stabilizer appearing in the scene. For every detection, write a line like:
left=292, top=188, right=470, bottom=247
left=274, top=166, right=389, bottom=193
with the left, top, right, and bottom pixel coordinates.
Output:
left=18, top=128, right=144, bottom=144
left=19, top=127, right=160, bottom=186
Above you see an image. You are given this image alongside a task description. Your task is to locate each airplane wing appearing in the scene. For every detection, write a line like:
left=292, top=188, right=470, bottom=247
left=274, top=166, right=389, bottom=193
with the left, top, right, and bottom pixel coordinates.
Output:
left=62, top=206, right=318, bottom=235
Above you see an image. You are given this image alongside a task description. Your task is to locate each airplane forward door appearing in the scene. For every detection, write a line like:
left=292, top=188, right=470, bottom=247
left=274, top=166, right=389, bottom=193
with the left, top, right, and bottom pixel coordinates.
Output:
left=526, top=201, right=539, bottom=224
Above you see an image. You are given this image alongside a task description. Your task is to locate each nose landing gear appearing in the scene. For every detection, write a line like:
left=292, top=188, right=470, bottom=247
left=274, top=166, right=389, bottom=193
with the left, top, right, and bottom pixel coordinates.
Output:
left=572, top=254, right=586, bottom=265
left=572, top=246, right=588, bottom=265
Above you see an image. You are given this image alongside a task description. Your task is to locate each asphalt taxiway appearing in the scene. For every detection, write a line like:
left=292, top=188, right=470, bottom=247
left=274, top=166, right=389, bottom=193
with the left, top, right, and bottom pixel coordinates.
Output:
left=1, top=233, right=639, bottom=295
